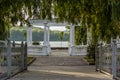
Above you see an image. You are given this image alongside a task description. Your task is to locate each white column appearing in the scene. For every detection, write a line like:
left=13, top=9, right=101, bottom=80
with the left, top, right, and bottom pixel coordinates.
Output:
left=46, top=26, right=49, bottom=44
left=43, top=23, right=47, bottom=45
left=70, top=25, right=75, bottom=46
left=47, top=26, right=51, bottom=53
left=69, top=25, right=75, bottom=55
left=27, top=27, right=32, bottom=46
left=43, top=22, right=49, bottom=55
left=47, top=26, right=50, bottom=44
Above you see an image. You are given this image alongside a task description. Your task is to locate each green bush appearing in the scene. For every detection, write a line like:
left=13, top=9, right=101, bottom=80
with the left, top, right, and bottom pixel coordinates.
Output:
left=86, top=45, right=96, bottom=64
left=32, top=41, right=40, bottom=45
left=27, top=57, right=36, bottom=65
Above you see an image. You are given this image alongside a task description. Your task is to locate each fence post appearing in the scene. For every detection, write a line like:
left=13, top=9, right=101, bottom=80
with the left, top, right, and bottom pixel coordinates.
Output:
left=24, top=42, right=27, bottom=70
left=12, top=41, right=15, bottom=47
left=7, top=39, right=12, bottom=78
left=95, top=45, right=98, bottom=71
left=98, top=43, right=102, bottom=72
left=112, top=39, right=117, bottom=79
left=95, top=44, right=100, bottom=71
left=21, top=41, right=24, bottom=71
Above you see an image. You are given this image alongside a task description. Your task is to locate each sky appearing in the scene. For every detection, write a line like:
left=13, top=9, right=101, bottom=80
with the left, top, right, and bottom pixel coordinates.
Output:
left=30, top=19, right=67, bottom=31
left=34, top=25, right=66, bottom=31
left=50, top=26, right=66, bottom=31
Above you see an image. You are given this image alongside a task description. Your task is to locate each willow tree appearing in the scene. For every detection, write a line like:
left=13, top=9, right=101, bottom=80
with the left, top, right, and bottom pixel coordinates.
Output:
left=1, top=0, right=120, bottom=44
left=0, top=0, right=53, bottom=40
left=75, top=26, right=87, bottom=45
left=51, top=0, right=120, bottom=61
left=53, top=0, right=120, bottom=45
left=59, top=31, right=64, bottom=47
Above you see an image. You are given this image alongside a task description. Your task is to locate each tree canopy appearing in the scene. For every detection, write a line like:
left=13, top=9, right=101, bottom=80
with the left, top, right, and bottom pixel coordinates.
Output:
left=54, top=0, right=120, bottom=45
left=0, top=0, right=120, bottom=45
left=0, top=0, right=53, bottom=40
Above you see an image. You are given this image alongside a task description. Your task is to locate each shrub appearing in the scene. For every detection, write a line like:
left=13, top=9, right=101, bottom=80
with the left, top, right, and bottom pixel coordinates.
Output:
left=32, top=41, right=40, bottom=45
left=86, top=45, right=96, bottom=64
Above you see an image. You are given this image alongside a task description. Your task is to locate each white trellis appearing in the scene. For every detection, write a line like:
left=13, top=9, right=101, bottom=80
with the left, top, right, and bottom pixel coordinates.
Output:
left=27, top=19, right=87, bottom=55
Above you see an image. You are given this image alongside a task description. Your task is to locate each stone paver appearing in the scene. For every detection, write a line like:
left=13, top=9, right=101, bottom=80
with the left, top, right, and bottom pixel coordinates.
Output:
left=8, top=49, right=113, bottom=80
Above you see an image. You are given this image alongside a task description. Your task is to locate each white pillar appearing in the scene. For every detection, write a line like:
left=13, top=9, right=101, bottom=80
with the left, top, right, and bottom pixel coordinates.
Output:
left=69, top=25, right=75, bottom=55
left=43, top=22, right=49, bottom=55
left=70, top=25, right=75, bottom=46
left=47, top=26, right=51, bottom=53
left=46, top=26, right=49, bottom=44
left=43, top=23, right=47, bottom=45
left=27, top=27, right=32, bottom=46
left=47, top=26, right=50, bottom=44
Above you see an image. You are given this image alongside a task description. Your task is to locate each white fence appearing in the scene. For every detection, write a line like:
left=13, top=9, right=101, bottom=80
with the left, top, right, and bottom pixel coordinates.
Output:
left=96, top=40, right=120, bottom=79
left=0, top=40, right=27, bottom=80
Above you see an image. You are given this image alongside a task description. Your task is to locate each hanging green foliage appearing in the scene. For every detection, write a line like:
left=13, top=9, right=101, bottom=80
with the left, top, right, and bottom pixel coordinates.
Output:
left=75, top=26, right=87, bottom=45
left=0, top=0, right=53, bottom=40
left=0, top=0, right=120, bottom=43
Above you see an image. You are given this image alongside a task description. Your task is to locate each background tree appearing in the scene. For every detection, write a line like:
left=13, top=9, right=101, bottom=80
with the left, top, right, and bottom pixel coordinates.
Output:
left=52, top=0, right=120, bottom=62
left=1, top=0, right=120, bottom=62
left=0, top=0, right=120, bottom=44
left=75, top=26, right=87, bottom=45
left=0, top=0, right=53, bottom=40
left=53, top=0, right=120, bottom=45
left=59, top=31, right=64, bottom=47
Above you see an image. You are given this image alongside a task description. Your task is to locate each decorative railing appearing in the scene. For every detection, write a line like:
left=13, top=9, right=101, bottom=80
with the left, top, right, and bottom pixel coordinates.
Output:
left=100, top=44, right=112, bottom=73
left=0, top=40, right=27, bottom=80
left=28, top=44, right=51, bottom=55
left=70, top=45, right=87, bottom=55
left=28, top=45, right=43, bottom=54
left=96, top=40, right=120, bottom=79
left=116, top=43, right=120, bottom=78
left=0, top=45, right=7, bottom=79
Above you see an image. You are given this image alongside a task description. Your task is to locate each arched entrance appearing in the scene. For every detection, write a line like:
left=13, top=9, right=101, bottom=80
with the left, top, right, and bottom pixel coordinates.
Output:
left=27, top=19, right=87, bottom=56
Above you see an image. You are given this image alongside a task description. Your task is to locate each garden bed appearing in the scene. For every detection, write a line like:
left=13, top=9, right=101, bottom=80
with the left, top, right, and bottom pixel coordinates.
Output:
left=27, top=57, right=36, bottom=66
left=84, top=56, right=95, bottom=65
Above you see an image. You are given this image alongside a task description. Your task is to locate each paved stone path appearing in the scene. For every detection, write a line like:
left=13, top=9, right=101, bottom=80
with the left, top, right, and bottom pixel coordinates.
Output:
left=8, top=49, right=113, bottom=80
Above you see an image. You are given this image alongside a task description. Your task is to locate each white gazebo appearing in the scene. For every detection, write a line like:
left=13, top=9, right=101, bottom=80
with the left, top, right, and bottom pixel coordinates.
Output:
left=27, top=19, right=87, bottom=56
